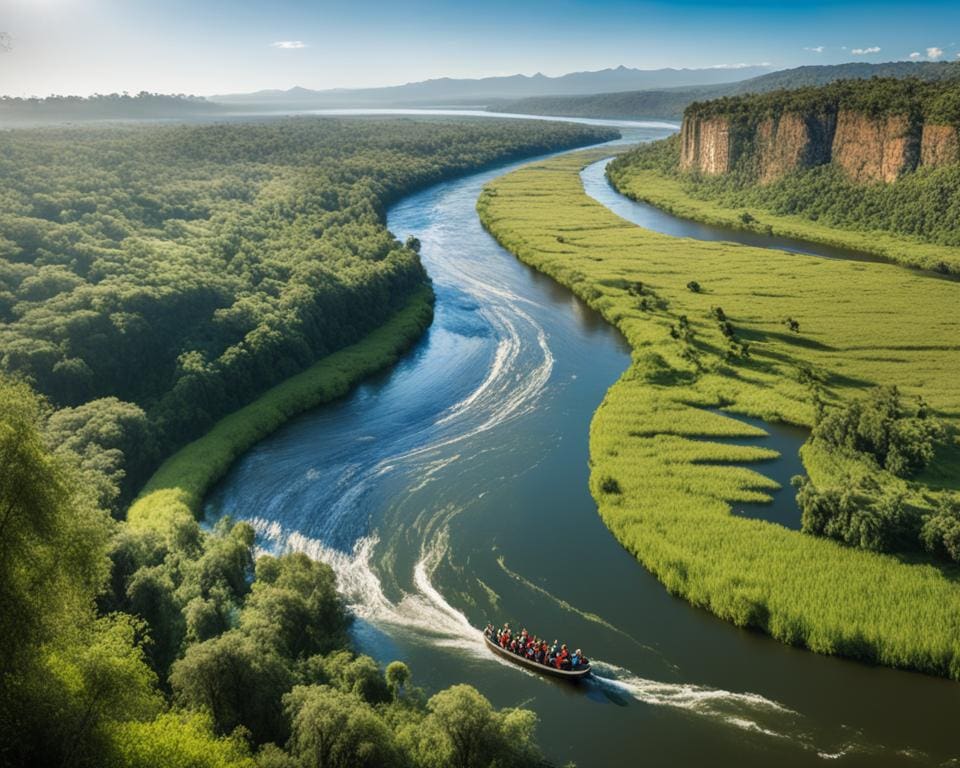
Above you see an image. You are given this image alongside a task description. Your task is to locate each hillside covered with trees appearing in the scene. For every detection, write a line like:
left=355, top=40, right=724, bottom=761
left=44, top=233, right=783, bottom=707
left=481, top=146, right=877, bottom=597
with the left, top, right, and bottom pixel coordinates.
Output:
left=0, top=376, right=546, bottom=768
left=0, top=117, right=618, bottom=767
left=0, top=92, right=227, bottom=122
left=609, top=77, right=960, bottom=251
left=0, top=118, right=615, bottom=509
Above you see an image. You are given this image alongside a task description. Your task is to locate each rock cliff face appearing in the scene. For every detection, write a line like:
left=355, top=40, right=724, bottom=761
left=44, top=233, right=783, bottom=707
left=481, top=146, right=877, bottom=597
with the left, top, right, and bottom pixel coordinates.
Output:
left=680, top=108, right=956, bottom=183
left=921, top=124, right=960, bottom=167
left=831, top=112, right=919, bottom=183
left=679, top=116, right=732, bottom=174
left=756, top=112, right=835, bottom=183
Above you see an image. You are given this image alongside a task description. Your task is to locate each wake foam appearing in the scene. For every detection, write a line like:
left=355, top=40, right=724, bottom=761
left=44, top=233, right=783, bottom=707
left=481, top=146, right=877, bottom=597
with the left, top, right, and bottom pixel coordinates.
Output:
left=248, top=518, right=491, bottom=659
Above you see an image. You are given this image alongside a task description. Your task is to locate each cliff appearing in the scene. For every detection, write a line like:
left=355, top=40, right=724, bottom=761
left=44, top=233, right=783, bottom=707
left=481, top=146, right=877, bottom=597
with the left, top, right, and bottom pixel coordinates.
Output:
left=679, top=116, right=732, bottom=174
left=678, top=78, right=960, bottom=184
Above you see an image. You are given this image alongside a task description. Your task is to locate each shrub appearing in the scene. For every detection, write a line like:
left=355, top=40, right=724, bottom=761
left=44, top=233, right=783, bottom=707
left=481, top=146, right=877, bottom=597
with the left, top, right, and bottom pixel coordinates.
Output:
left=814, top=386, right=944, bottom=478
left=920, top=495, right=960, bottom=562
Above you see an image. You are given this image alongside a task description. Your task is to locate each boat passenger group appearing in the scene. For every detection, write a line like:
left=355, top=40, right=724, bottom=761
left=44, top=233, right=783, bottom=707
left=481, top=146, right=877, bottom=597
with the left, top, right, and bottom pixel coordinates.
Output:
left=484, top=623, right=590, bottom=670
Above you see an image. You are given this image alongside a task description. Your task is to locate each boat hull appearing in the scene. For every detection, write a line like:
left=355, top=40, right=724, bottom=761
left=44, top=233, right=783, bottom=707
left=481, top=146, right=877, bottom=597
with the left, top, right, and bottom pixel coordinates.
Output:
left=483, top=634, right=591, bottom=679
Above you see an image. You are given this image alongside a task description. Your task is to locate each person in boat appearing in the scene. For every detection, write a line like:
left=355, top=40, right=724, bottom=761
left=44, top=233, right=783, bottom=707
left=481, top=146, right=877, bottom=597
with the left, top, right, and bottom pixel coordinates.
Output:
left=556, top=643, right=570, bottom=670
left=484, top=623, right=495, bottom=640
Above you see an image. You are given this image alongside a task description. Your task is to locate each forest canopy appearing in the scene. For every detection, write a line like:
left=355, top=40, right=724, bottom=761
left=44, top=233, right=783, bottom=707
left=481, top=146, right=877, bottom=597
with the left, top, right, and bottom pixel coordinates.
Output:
left=0, top=117, right=615, bottom=506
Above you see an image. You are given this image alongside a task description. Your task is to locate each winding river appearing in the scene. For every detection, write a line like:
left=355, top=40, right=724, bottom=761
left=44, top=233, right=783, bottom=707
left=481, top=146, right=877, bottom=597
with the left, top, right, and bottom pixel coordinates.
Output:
left=205, top=119, right=960, bottom=767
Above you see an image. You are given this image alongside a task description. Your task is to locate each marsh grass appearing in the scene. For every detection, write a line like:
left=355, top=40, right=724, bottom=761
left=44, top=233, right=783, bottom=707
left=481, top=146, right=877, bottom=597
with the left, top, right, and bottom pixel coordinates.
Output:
left=478, top=151, right=960, bottom=678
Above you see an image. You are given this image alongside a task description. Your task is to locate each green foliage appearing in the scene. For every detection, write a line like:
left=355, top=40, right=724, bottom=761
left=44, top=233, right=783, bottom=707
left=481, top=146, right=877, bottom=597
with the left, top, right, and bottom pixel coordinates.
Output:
left=406, top=685, right=542, bottom=768
left=795, top=475, right=916, bottom=552
left=611, top=77, right=960, bottom=253
left=0, top=376, right=163, bottom=766
left=240, top=553, right=349, bottom=660
left=385, top=661, right=412, bottom=700
left=107, top=712, right=255, bottom=768
left=0, top=118, right=614, bottom=506
left=921, top=495, right=960, bottom=562
left=170, top=630, right=294, bottom=744
left=608, top=156, right=960, bottom=273
left=478, top=148, right=960, bottom=678
left=814, top=386, right=944, bottom=478
left=0, top=92, right=224, bottom=122
left=284, top=686, right=403, bottom=768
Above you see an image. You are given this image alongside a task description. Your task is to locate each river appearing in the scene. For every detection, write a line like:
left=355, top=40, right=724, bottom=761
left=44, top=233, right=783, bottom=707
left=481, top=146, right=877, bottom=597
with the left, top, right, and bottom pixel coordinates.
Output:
left=204, top=118, right=960, bottom=767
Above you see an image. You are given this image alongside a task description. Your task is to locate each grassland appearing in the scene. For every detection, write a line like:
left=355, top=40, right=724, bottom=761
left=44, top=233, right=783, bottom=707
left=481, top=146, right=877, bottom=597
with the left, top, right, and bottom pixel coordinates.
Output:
left=127, top=287, right=433, bottom=535
left=477, top=149, right=960, bottom=678
left=608, top=166, right=960, bottom=275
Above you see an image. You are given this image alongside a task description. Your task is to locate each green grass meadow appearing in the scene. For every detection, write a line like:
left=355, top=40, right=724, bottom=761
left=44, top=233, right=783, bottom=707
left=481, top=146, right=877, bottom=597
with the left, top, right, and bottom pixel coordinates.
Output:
left=477, top=150, right=960, bottom=678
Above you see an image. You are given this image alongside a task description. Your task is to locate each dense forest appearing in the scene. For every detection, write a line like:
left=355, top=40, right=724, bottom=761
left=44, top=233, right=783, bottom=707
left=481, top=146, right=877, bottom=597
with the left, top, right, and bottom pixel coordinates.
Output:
left=0, top=117, right=618, bottom=767
left=0, top=376, right=546, bottom=768
left=609, top=78, right=960, bottom=247
left=0, top=118, right=616, bottom=509
left=491, top=60, right=960, bottom=120
left=0, top=92, right=226, bottom=121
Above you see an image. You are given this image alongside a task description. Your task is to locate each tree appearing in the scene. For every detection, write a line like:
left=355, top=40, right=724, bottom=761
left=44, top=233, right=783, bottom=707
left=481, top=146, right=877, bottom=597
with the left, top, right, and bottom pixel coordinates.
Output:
left=170, top=631, right=293, bottom=745
left=283, top=686, right=402, bottom=768
left=385, top=661, right=411, bottom=700
left=412, top=684, right=541, bottom=768
left=920, top=495, right=960, bottom=562
left=240, top=553, right=349, bottom=660
left=107, top=712, right=255, bottom=768
left=125, top=565, right=186, bottom=676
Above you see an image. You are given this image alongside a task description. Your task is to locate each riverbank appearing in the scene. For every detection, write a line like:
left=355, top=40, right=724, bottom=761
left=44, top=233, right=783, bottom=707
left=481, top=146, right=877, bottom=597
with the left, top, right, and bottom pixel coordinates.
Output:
left=477, top=149, right=960, bottom=679
left=127, top=286, right=434, bottom=534
left=607, top=166, right=960, bottom=275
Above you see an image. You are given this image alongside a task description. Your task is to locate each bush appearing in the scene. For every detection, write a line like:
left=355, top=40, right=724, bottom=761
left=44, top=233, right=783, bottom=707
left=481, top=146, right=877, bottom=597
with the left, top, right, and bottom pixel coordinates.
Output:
left=921, top=495, right=960, bottom=562
left=795, top=475, right=917, bottom=553
left=814, top=386, right=944, bottom=477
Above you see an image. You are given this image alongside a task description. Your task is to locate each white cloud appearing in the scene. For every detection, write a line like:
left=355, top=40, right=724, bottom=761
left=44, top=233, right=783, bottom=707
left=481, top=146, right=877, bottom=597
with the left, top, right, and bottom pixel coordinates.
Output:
left=803, top=46, right=824, bottom=53
left=851, top=46, right=881, bottom=55
left=926, top=46, right=944, bottom=59
left=909, top=51, right=921, bottom=60
left=271, top=41, right=307, bottom=50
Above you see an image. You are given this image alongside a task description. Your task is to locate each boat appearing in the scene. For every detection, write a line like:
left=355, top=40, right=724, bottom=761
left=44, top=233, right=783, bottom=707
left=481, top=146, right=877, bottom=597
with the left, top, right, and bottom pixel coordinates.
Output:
left=483, top=632, right=592, bottom=679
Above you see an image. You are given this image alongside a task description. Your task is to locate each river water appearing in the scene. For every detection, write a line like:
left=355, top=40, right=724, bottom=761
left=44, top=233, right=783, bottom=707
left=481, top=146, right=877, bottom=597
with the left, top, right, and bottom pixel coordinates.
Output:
left=204, top=119, right=960, bottom=767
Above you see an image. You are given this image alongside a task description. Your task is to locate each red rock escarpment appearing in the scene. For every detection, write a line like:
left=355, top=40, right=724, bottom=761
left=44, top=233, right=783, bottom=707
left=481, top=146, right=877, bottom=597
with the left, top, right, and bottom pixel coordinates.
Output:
left=679, top=109, right=954, bottom=184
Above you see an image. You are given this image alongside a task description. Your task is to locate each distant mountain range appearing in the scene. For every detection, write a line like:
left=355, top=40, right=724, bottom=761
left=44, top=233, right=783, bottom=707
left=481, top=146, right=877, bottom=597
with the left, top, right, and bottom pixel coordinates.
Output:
left=209, top=65, right=773, bottom=108
left=7, top=61, right=958, bottom=125
left=490, top=61, right=960, bottom=120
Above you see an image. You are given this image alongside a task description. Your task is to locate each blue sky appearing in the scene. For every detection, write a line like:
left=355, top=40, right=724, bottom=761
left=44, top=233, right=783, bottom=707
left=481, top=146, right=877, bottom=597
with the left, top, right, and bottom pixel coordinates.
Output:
left=1, top=0, right=959, bottom=96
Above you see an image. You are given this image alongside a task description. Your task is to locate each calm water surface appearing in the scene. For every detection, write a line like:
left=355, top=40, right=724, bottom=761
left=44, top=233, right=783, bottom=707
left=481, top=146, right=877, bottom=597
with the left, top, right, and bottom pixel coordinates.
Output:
left=206, top=121, right=960, bottom=767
